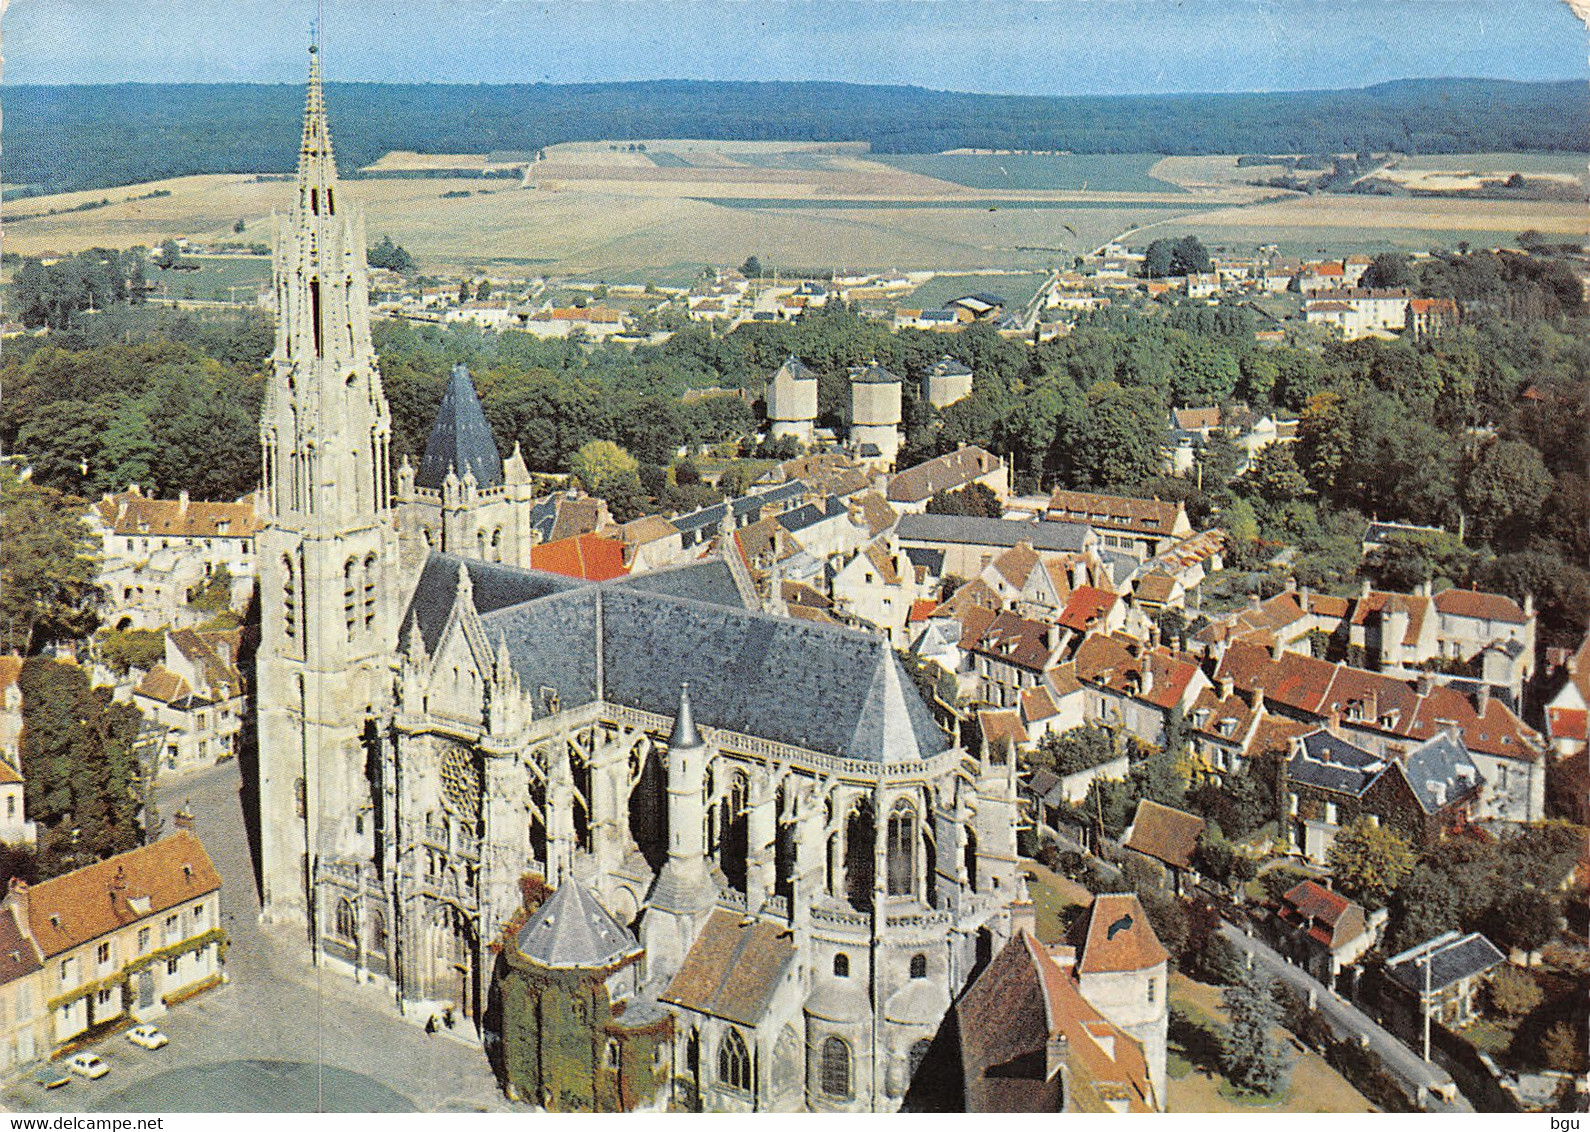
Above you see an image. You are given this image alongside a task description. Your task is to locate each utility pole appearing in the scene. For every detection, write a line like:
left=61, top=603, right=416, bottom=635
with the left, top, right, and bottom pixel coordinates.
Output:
left=1422, top=947, right=1432, bottom=1063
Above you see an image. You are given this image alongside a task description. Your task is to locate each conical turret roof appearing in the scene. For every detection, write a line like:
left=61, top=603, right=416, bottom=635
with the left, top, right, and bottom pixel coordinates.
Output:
left=515, top=879, right=639, bottom=968
left=670, top=682, right=703, bottom=749
left=416, top=363, right=504, bottom=490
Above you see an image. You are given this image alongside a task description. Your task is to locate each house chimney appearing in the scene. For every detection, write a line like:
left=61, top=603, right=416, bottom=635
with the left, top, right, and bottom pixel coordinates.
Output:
left=1416, top=672, right=1434, bottom=697
left=1300, top=584, right=1313, bottom=610
left=178, top=489, right=190, bottom=513
left=1476, top=683, right=1491, bottom=715
left=1248, top=592, right=1262, bottom=611
left=1218, top=675, right=1234, bottom=700
left=1010, top=876, right=1037, bottom=938
left=1364, top=689, right=1379, bottom=723
left=1327, top=707, right=1342, bottom=737
left=1046, top=623, right=1061, bottom=652
left=1524, top=592, right=1535, bottom=619
left=173, top=800, right=195, bottom=831
left=1141, top=664, right=1155, bottom=697
left=1361, top=578, right=1372, bottom=601
left=1251, top=688, right=1265, bottom=714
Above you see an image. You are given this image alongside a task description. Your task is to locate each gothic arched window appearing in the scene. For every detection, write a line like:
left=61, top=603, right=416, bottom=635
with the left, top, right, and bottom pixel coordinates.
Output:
left=909, top=953, right=927, bottom=979
left=833, top=953, right=849, bottom=978
left=490, top=528, right=503, bottom=562
left=343, top=558, right=359, bottom=641
left=333, top=898, right=356, bottom=943
left=886, top=799, right=916, bottom=896
left=820, top=1036, right=852, bottom=1099
left=282, top=555, right=298, bottom=641
left=369, top=909, right=387, bottom=955
left=363, top=553, right=378, bottom=628
left=718, top=1027, right=751, bottom=1092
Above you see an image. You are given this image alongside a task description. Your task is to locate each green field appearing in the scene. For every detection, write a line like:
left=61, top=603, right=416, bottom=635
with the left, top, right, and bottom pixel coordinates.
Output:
left=1398, top=152, right=1590, bottom=181
left=871, top=152, right=1185, bottom=193
left=907, top=272, right=1049, bottom=311
left=146, top=254, right=271, bottom=302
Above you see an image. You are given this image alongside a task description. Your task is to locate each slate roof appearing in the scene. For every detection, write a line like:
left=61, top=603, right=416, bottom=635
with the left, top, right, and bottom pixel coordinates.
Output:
left=416, top=364, right=504, bottom=490
left=662, top=909, right=795, bottom=1026
left=849, top=359, right=901, bottom=385
left=903, top=546, right=945, bottom=576
left=1122, top=800, right=1205, bottom=872
left=1289, top=730, right=1387, bottom=796
left=777, top=495, right=847, bottom=534
left=1400, top=731, right=1481, bottom=814
left=407, top=553, right=948, bottom=763
left=676, top=482, right=809, bottom=540
left=928, top=355, right=973, bottom=378
left=1386, top=932, right=1505, bottom=995
left=515, top=878, right=639, bottom=968
left=897, top=514, right=1092, bottom=553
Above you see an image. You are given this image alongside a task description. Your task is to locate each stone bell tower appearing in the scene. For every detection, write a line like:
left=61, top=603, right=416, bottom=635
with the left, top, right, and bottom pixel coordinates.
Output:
left=256, top=41, right=398, bottom=931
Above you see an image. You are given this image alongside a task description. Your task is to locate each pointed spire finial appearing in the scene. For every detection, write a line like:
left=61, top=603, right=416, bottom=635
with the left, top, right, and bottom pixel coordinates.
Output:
left=670, top=682, right=703, bottom=749
left=455, top=560, right=474, bottom=608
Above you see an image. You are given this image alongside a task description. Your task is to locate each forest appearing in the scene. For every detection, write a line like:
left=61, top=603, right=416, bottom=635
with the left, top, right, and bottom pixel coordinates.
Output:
left=5, top=77, right=1585, bottom=195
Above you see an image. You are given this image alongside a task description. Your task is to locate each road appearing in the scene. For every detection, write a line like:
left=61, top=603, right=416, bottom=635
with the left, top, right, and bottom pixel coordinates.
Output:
left=1218, top=921, right=1474, bottom=1113
left=3, top=761, right=510, bottom=1113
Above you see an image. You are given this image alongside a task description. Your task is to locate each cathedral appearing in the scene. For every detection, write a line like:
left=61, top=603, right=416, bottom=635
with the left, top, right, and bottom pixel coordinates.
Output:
left=256, top=50, right=1020, bottom=1112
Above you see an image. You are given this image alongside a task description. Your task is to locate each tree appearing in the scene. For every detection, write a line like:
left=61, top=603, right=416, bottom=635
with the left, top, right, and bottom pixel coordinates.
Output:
left=476, top=279, right=493, bottom=302
left=1220, top=969, right=1291, bottom=1095
left=926, top=481, right=1001, bottom=518
left=1462, top=439, right=1551, bottom=546
left=1140, top=235, right=1212, bottom=279
left=1485, top=888, right=1560, bottom=954
left=368, top=235, right=415, bottom=274
left=0, top=468, right=101, bottom=654
left=1486, top=967, right=1543, bottom=1018
left=1326, top=818, right=1414, bottom=909
left=1541, top=1021, right=1587, bottom=1073
left=1032, top=725, right=1117, bottom=776
left=568, top=439, right=639, bottom=494
left=741, top=255, right=763, bottom=279
left=1243, top=443, right=1311, bottom=505
left=457, top=279, right=472, bottom=304
left=155, top=240, right=182, bottom=270
left=1361, top=252, right=1415, bottom=290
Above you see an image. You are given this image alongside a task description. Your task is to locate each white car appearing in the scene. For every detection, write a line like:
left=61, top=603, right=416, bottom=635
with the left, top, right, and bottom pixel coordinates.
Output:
left=67, top=1053, right=109, bottom=1080
left=126, top=1025, right=169, bottom=1050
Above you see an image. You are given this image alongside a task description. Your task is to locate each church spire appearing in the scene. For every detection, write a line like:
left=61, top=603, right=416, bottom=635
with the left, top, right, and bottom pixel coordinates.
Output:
left=295, top=42, right=339, bottom=224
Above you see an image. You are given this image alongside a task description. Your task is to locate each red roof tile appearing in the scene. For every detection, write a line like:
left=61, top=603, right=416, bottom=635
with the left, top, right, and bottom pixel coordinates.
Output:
left=1433, top=588, right=1528, bottom=624
left=1122, top=800, right=1205, bottom=872
left=530, top=533, right=628, bottom=582
left=1059, top=586, right=1118, bottom=633
left=1075, top=893, right=1170, bottom=975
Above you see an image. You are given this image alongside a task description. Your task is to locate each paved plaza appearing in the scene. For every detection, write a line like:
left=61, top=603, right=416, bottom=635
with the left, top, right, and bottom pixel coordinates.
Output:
left=2, top=761, right=510, bottom=1113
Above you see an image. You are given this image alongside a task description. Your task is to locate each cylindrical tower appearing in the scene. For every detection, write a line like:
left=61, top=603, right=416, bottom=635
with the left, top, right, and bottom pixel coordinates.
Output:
left=766, top=355, right=819, bottom=444
left=849, top=360, right=902, bottom=468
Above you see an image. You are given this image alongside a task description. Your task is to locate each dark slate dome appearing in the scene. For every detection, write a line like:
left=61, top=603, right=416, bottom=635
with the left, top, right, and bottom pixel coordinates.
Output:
left=415, top=363, right=503, bottom=490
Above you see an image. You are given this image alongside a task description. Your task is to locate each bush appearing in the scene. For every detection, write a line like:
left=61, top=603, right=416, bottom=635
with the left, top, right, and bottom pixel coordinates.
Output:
left=1486, top=967, right=1543, bottom=1018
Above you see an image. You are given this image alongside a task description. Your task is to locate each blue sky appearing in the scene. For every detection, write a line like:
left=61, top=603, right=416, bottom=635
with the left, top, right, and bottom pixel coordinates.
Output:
left=4, top=0, right=1585, bottom=94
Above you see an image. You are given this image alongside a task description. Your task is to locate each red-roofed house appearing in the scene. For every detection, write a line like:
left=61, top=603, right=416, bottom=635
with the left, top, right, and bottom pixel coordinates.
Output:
left=1059, top=586, right=1124, bottom=637
left=1121, top=801, right=1206, bottom=894
left=3, top=831, right=223, bottom=1044
left=1270, top=880, right=1374, bottom=984
left=529, top=533, right=629, bottom=582
left=1072, top=634, right=1210, bottom=750
left=1545, top=631, right=1590, bottom=757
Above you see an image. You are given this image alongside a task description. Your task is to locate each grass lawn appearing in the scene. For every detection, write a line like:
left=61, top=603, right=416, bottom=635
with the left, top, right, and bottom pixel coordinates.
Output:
left=148, top=254, right=271, bottom=303
left=1167, top=973, right=1375, bottom=1114
left=1019, top=861, right=1092, bottom=944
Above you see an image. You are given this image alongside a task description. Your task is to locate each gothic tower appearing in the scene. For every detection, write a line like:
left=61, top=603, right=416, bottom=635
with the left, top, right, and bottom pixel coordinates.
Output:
left=257, top=44, right=397, bottom=930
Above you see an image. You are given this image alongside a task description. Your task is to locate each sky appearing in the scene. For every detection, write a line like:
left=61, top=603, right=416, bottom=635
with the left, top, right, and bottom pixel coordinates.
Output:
left=3, top=0, right=1586, bottom=95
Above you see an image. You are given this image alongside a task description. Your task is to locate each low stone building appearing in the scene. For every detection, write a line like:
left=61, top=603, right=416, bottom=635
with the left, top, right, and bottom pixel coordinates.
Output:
left=2, top=831, right=223, bottom=1045
left=496, top=879, right=671, bottom=1112
left=1381, top=932, right=1505, bottom=1047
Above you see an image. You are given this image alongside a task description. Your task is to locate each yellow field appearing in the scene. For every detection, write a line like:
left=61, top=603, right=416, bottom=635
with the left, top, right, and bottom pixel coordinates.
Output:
left=5, top=143, right=1581, bottom=274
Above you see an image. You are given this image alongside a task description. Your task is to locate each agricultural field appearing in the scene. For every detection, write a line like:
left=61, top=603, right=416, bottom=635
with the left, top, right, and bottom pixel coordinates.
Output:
left=872, top=152, right=1185, bottom=193
left=5, top=145, right=1580, bottom=277
left=146, top=254, right=272, bottom=303
left=1396, top=151, right=1590, bottom=183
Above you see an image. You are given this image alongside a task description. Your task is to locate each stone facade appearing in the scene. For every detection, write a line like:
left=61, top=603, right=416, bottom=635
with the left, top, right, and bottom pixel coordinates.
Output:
left=255, top=54, right=1020, bottom=1113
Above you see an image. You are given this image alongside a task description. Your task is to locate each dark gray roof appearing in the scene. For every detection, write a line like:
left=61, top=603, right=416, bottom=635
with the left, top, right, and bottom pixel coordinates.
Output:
left=528, top=497, right=560, bottom=542
left=673, top=481, right=807, bottom=542
left=1289, top=730, right=1386, bottom=797
left=1401, top=732, right=1480, bottom=814
left=404, top=553, right=948, bottom=763
left=778, top=495, right=847, bottom=534
left=849, top=360, right=901, bottom=385
left=896, top=513, right=1093, bottom=553
left=1386, top=932, right=1505, bottom=994
left=515, top=879, right=639, bottom=968
left=415, top=364, right=503, bottom=490
left=670, top=684, right=703, bottom=748
left=903, top=546, right=945, bottom=575
left=770, top=355, right=816, bottom=384
left=928, top=355, right=973, bottom=378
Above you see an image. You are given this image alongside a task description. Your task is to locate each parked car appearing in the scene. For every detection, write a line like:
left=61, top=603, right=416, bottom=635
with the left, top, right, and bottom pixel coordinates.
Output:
left=33, top=1063, right=70, bottom=1089
left=126, top=1024, right=169, bottom=1050
left=67, top=1053, right=109, bottom=1080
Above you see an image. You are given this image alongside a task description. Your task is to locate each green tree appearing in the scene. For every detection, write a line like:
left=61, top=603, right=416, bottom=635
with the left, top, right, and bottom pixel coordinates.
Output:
left=925, top=482, right=1002, bottom=518
left=1326, top=818, right=1414, bottom=909
left=568, top=439, right=640, bottom=494
left=95, top=628, right=165, bottom=675
left=0, top=468, right=101, bottom=654
left=1220, top=969, right=1291, bottom=1096
left=1462, top=439, right=1551, bottom=546
left=1244, top=443, right=1311, bottom=505
left=1486, top=967, right=1543, bottom=1018
left=1541, top=1022, right=1587, bottom=1073
left=18, top=659, right=144, bottom=877
left=1032, top=725, right=1117, bottom=776
left=741, top=255, right=763, bottom=279
left=1361, top=252, right=1415, bottom=290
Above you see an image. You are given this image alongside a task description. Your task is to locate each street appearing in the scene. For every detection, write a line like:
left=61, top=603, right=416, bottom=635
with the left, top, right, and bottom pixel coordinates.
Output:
left=1218, top=921, right=1474, bottom=1113
left=3, top=761, right=510, bottom=1113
